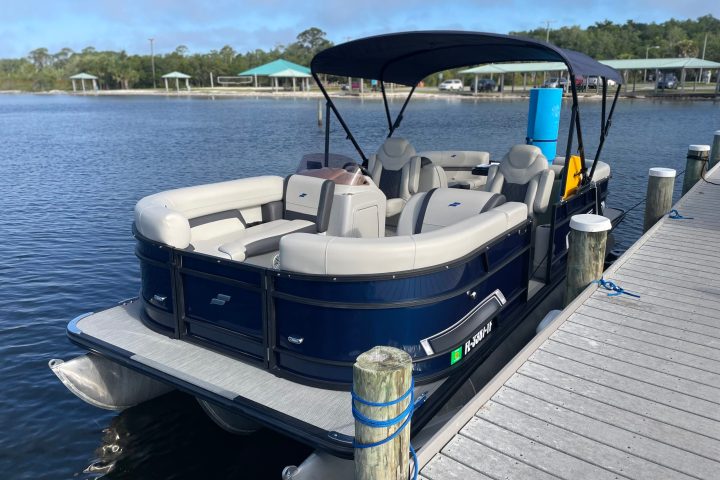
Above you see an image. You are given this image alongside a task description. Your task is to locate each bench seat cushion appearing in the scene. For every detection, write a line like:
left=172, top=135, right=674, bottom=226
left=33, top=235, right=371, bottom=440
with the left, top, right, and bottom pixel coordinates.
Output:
left=213, top=219, right=315, bottom=261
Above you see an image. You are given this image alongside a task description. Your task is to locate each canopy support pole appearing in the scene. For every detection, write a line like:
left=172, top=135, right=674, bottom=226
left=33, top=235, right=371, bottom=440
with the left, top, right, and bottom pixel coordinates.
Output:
left=559, top=93, right=577, bottom=199
left=380, top=81, right=393, bottom=132
left=569, top=78, right=587, bottom=183
left=588, top=82, right=620, bottom=183
left=324, top=102, right=331, bottom=166
left=72, top=79, right=76, bottom=92
left=312, top=72, right=368, bottom=165
left=389, top=86, right=416, bottom=137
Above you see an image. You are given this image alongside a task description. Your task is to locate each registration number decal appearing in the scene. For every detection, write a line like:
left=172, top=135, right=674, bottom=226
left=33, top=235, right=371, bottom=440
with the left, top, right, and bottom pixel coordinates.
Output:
left=450, top=320, right=493, bottom=365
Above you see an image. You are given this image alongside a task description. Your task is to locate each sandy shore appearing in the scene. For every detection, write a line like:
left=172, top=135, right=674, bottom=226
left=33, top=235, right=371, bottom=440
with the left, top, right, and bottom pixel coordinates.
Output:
left=1, top=86, right=715, bottom=101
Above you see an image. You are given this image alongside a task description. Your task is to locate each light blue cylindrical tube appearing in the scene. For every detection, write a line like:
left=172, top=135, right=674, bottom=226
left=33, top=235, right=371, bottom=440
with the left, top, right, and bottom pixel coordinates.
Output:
left=526, top=88, right=563, bottom=163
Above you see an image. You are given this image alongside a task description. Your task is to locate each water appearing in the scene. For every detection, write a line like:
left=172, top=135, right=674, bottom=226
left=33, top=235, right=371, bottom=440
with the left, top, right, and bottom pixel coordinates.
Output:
left=0, top=94, right=717, bottom=479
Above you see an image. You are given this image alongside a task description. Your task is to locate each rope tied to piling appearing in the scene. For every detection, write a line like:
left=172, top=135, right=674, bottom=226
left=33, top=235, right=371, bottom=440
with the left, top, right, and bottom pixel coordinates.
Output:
left=352, top=378, right=418, bottom=480
left=593, top=278, right=640, bottom=298
left=668, top=209, right=694, bottom=220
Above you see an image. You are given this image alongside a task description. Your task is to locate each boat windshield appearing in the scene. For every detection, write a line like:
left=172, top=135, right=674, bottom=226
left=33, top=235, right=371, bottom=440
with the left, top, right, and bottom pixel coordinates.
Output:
left=295, top=153, right=368, bottom=186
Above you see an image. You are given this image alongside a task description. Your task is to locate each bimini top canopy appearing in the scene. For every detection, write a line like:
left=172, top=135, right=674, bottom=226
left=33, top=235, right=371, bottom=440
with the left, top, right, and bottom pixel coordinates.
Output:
left=311, top=31, right=623, bottom=85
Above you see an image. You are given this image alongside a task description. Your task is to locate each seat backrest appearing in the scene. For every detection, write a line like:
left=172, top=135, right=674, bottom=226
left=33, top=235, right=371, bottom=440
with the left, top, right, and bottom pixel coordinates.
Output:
left=368, top=137, right=421, bottom=201
left=418, top=158, right=448, bottom=192
left=488, top=145, right=554, bottom=217
left=397, top=188, right=507, bottom=235
left=283, top=174, right=335, bottom=232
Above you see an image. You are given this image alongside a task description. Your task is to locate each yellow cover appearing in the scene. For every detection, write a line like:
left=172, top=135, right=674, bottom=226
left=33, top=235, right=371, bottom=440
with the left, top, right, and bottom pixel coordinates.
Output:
left=563, top=155, right=583, bottom=199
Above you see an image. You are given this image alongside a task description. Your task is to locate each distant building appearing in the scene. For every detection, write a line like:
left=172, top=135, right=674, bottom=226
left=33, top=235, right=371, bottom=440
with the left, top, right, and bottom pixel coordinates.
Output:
left=162, top=71, right=192, bottom=92
left=239, top=59, right=312, bottom=91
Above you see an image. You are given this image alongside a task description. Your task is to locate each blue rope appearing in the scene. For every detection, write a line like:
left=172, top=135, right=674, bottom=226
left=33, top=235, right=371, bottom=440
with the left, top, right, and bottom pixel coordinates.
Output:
left=352, top=378, right=418, bottom=480
left=593, top=278, right=640, bottom=298
left=668, top=209, right=693, bottom=220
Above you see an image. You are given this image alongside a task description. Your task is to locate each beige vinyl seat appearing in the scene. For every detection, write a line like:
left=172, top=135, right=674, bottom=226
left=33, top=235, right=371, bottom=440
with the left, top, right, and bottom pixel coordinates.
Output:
left=419, top=151, right=490, bottom=190
left=487, top=145, right=555, bottom=220
left=135, top=174, right=334, bottom=262
left=212, top=175, right=335, bottom=260
left=397, top=188, right=507, bottom=235
left=368, top=137, right=446, bottom=218
left=279, top=188, right=527, bottom=275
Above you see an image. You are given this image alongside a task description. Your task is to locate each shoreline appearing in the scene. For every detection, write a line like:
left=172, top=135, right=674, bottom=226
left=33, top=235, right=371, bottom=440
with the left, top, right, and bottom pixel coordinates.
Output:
left=1, top=87, right=717, bottom=101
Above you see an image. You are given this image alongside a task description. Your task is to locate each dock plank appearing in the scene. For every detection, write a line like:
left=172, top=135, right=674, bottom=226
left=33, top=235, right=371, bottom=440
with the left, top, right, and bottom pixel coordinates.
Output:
left=420, top=163, right=720, bottom=479
left=461, top=416, right=620, bottom=479
left=528, top=349, right=720, bottom=420
left=517, top=362, right=720, bottom=441
left=539, top=340, right=720, bottom=406
left=549, top=329, right=720, bottom=389
left=558, top=320, right=720, bottom=375
left=486, top=390, right=714, bottom=479
left=503, top=374, right=720, bottom=461
left=420, top=453, right=492, bottom=480
left=442, top=435, right=559, bottom=480
left=576, top=302, right=720, bottom=348
left=569, top=313, right=720, bottom=363
left=583, top=293, right=720, bottom=333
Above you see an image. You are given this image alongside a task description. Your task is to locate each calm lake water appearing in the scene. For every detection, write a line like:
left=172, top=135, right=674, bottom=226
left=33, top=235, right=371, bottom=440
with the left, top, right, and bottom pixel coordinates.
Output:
left=0, top=93, right=717, bottom=479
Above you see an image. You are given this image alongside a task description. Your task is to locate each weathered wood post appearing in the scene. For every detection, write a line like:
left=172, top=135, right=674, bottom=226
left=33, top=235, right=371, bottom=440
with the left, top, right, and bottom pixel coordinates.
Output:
left=682, top=145, right=710, bottom=195
left=643, top=167, right=676, bottom=232
left=710, top=131, right=720, bottom=169
left=354, top=346, right=412, bottom=480
left=564, top=214, right=611, bottom=306
left=317, top=100, right=323, bottom=127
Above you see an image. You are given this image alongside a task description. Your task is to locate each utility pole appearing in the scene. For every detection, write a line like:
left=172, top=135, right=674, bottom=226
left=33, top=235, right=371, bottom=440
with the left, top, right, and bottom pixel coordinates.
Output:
left=645, top=45, right=659, bottom=82
left=543, top=20, right=556, bottom=42
left=149, top=38, right=157, bottom=89
left=699, top=33, right=708, bottom=86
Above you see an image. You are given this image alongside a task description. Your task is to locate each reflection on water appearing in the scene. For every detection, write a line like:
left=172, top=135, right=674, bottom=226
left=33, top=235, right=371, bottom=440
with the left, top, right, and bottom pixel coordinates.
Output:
left=84, top=392, right=312, bottom=479
left=0, top=94, right=717, bottom=479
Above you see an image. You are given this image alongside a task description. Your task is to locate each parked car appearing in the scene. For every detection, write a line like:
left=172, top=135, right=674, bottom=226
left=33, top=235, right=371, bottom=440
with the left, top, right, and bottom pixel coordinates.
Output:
left=475, top=78, right=496, bottom=92
left=585, top=76, right=617, bottom=90
left=543, top=77, right=569, bottom=90
left=341, top=81, right=361, bottom=91
left=657, top=74, right=678, bottom=89
left=438, top=79, right=464, bottom=91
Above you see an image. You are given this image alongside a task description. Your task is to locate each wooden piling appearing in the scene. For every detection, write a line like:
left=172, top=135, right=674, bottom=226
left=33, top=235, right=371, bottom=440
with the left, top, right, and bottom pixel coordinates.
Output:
left=710, top=131, right=720, bottom=169
left=353, top=346, right=412, bottom=480
left=564, top=214, right=611, bottom=306
left=643, top=167, right=676, bottom=232
left=317, top=100, right=323, bottom=127
left=682, top=145, right=710, bottom=195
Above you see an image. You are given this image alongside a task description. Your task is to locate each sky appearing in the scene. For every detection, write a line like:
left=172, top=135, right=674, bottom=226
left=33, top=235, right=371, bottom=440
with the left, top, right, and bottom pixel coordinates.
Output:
left=1, top=0, right=718, bottom=58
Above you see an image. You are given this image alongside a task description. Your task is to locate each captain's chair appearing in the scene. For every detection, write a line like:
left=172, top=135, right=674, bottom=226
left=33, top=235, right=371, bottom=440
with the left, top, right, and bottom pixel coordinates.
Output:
left=487, top=145, right=554, bottom=219
left=368, top=137, right=423, bottom=218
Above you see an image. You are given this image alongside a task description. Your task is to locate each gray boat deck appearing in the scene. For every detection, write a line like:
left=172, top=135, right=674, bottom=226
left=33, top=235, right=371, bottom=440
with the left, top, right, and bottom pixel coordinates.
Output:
left=73, top=301, right=444, bottom=437
left=418, top=167, right=720, bottom=480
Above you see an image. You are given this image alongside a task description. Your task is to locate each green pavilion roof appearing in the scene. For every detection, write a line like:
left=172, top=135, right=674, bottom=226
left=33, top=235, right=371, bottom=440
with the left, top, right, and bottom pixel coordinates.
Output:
left=268, top=68, right=312, bottom=78
left=239, top=59, right=311, bottom=77
left=459, top=57, right=720, bottom=76
left=460, top=62, right=567, bottom=74
left=600, top=58, right=720, bottom=70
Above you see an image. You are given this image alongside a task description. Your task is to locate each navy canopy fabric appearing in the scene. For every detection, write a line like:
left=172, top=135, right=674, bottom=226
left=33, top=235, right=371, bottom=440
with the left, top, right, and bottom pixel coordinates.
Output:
left=311, top=31, right=623, bottom=86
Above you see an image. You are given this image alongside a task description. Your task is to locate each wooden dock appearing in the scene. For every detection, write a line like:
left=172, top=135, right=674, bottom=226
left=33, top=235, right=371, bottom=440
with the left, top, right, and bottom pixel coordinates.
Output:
left=418, top=166, right=720, bottom=480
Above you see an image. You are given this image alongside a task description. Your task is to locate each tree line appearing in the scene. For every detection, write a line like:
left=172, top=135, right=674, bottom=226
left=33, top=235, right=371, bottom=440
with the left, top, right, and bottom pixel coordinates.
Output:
left=1, top=17, right=718, bottom=92
left=0, top=27, right=332, bottom=91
